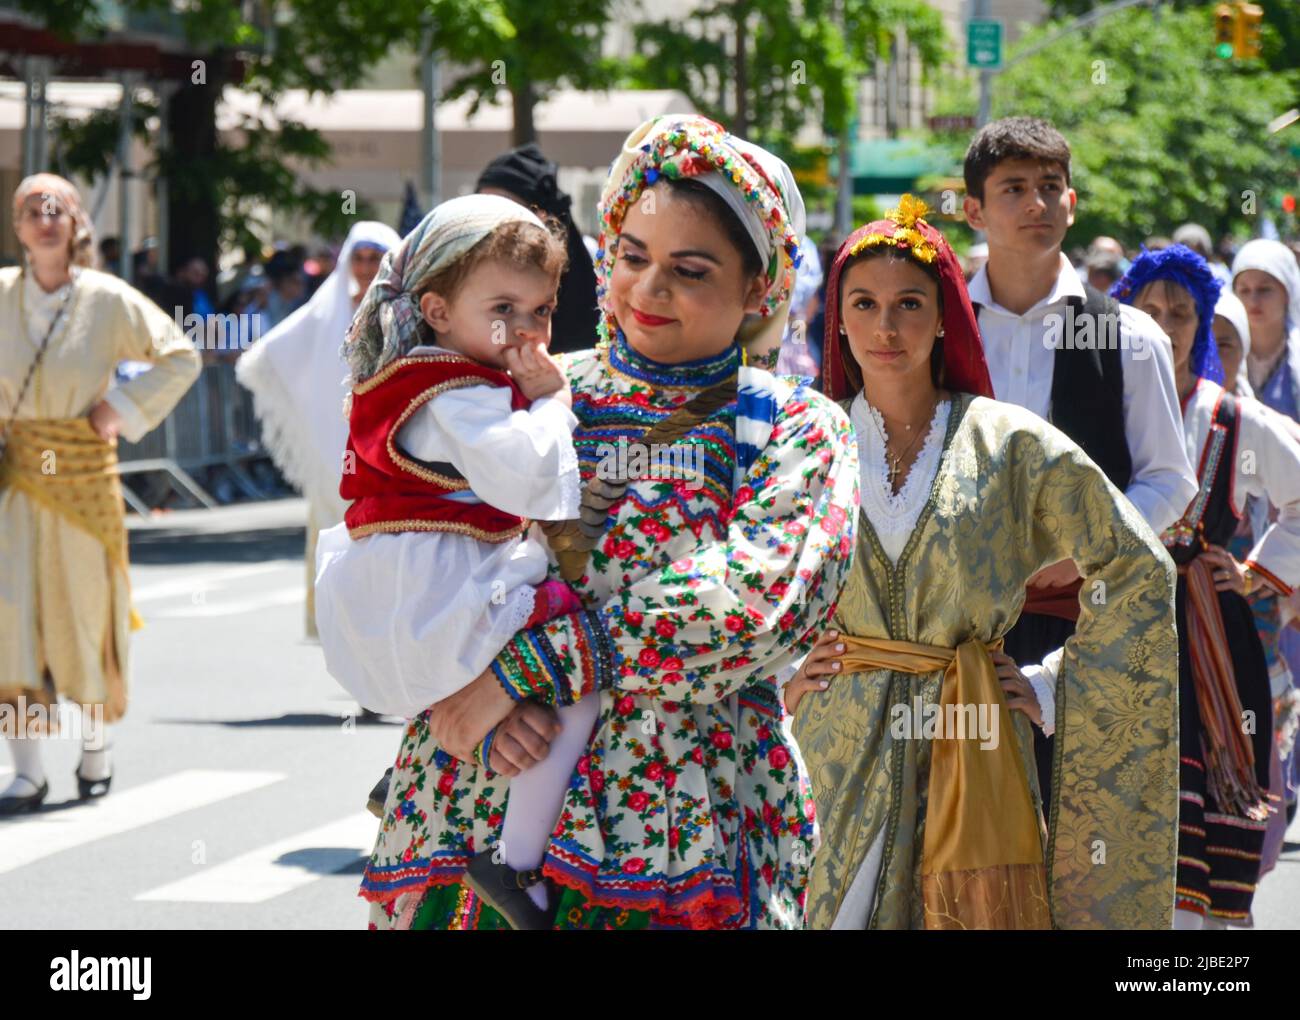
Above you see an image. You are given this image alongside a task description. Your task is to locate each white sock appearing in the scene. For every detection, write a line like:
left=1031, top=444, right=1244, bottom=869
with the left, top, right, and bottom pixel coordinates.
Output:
left=3, top=735, right=46, bottom=797
left=80, top=722, right=113, bottom=781
left=1173, top=907, right=1205, bottom=930
left=500, top=698, right=601, bottom=911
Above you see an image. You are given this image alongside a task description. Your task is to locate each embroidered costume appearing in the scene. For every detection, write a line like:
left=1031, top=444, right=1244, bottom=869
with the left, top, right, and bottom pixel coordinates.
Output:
left=1114, top=246, right=1300, bottom=925
left=315, top=194, right=580, bottom=721
left=359, top=115, right=860, bottom=930
left=1231, top=241, right=1300, bottom=864
left=315, top=346, right=579, bottom=718
left=0, top=264, right=200, bottom=722
left=796, top=201, right=1180, bottom=930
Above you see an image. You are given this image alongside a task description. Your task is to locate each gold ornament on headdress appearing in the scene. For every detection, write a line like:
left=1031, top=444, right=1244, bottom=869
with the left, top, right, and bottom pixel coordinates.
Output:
left=848, top=193, right=938, bottom=264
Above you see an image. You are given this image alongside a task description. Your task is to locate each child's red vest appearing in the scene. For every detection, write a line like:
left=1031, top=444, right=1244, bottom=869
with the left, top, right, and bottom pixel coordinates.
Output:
left=341, top=353, right=531, bottom=542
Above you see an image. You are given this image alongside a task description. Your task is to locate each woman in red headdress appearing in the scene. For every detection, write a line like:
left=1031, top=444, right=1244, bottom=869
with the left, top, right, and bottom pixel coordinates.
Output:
left=784, top=197, right=1180, bottom=930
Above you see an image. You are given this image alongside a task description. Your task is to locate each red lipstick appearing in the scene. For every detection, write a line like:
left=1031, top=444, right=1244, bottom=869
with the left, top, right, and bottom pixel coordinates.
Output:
left=631, top=307, right=677, bottom=327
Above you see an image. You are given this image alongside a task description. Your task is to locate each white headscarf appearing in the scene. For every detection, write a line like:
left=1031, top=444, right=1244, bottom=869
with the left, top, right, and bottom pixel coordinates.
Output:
left=236, top=220, right=400, bottom=527
left=1231, top=238, right=1300, bottom=329
left=1213, top=291, right=1252, bottom=360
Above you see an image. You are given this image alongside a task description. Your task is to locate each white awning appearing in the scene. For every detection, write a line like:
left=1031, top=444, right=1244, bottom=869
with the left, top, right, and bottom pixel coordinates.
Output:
left=216, top=87, right=694, bottom=134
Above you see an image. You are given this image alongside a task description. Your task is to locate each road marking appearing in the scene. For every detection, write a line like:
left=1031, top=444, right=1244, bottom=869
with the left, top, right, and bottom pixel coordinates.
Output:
left=146, top=586, right=303, bottom=619
left=131, top=562, right=297, bottom=603
left=0, top=770, right=283, bottom=875
left=135, top=813, right=376, bottom=903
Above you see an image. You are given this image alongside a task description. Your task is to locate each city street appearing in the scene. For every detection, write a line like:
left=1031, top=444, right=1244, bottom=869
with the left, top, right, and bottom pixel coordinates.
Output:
left=0, top=496, right=1297, bottom=929
left=0, top=499, right=399, bottom=930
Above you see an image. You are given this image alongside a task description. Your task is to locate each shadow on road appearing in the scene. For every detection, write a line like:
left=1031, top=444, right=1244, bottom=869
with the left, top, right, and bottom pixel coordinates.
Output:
left=276, top=848, right=369, bottom=876
left=153, top=713, right=405, bottom=729
left=129, top=527, right=305, bottom=566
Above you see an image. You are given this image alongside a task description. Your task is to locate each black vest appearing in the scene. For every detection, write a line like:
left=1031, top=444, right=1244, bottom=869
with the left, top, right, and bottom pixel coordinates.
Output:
left=1050, top=286, right=1132, bottom=491
left=976, top=283, right=1132, bottom=491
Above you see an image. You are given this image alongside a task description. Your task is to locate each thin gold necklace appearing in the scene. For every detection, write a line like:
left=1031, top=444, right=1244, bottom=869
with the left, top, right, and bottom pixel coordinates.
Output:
left=867, top=396, right=937, bottom=490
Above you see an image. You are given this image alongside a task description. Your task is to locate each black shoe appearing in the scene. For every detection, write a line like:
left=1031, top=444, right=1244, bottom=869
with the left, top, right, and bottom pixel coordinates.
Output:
left=367, top=767, right=393, bottom=819
left=462, top=850, right=553, bottom=930
left=0, top=776, right=49, bottom=816
left=75, top=759, right=112, bottom=800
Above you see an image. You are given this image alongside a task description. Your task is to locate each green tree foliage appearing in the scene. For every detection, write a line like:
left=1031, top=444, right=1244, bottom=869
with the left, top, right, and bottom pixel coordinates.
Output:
left=623, top=0, right=949, bottom=148
left=931, top=5, right=1298, bottom=245
left=1043, top=0, right=1300, bottom=89
left=24, top=0, right=600, bottom=258
left=433, top=0, right=618, bottom=147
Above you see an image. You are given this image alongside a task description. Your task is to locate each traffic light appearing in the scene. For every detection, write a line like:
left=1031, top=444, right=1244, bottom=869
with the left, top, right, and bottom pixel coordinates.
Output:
left=1215, top=4, right=1236, bottom=59
left=1235, top=2, right=1263, bottom=58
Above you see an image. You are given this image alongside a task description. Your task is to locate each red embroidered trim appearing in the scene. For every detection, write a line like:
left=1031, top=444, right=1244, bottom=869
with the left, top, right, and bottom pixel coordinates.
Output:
left=1245, top=559, right=1293, bottom=598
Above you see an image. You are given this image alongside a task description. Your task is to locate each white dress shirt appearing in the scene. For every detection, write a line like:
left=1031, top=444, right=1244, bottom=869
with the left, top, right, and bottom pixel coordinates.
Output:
left=1179, top=379, right=1300, bottom=596
left=968, top=254, right=1197, bottom=535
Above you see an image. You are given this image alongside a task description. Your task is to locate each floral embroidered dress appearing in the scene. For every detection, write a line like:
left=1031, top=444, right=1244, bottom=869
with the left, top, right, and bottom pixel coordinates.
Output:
left=360, top=330, right=859, bottom=929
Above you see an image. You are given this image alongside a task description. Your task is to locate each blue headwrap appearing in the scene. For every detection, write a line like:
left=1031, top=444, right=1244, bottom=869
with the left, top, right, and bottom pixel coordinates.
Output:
left=1110, top=244, right=1224, bottom=384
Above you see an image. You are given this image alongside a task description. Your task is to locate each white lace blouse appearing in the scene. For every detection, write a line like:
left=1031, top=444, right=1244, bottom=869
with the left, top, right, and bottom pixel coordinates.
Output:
left=849, top=393, right=951, bottom=564
left=847, top=392, right=1057, bottom=736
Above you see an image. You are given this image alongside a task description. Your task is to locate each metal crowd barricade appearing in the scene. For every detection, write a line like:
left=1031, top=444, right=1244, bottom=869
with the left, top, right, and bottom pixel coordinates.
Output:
left=115, top=359, right=272, bottom=512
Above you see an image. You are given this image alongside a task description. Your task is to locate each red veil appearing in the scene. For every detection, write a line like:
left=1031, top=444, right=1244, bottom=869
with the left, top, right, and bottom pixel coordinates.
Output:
left=822, top=197, right=993, bottom=401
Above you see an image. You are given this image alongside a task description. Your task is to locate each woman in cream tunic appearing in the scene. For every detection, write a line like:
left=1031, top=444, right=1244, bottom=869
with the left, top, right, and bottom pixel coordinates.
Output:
left=0, top=173, right=201, bottom=811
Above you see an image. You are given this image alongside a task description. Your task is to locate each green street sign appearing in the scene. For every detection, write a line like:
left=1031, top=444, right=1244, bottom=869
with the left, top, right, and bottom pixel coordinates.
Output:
left=968, top=19, right=1003, bottom=69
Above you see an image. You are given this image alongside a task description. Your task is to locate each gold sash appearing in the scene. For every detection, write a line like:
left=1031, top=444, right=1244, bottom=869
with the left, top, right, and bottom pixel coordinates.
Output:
left=0, top=417, right=142, bottom=630
left=837, top=634, right=1051, bottom=929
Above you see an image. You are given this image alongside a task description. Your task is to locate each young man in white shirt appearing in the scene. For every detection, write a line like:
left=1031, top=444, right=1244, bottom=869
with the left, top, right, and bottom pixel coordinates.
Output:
left=962, top=117, right=1196, bottom=805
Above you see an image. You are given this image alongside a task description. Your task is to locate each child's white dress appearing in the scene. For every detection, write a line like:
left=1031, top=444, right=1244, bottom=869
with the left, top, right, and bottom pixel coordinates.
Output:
left=314, top=345, right=580, bottom=718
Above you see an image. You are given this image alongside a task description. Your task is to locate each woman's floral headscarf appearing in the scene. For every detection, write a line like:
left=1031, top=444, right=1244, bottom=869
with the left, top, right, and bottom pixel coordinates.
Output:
left=595, top=115, right=807, bottom=366
left=1111, top=244, right=1224, bottom=384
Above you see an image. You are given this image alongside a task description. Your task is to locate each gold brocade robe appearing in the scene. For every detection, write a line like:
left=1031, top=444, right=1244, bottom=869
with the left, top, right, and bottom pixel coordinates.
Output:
left=793, top=394, right=1179, bottom=930
left=0, top=267, right=200, bottom=720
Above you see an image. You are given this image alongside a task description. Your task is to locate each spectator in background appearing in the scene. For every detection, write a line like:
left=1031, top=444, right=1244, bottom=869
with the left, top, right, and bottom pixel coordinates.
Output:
left=1218, top=233, right=1239, bottom=268
left=1174, top=222, right=1232, bottom=285
left=963, top=240, right=989, bottom=282
left=221, top=266, right=271, bottom=355
left=776, top=236, right=824, bottom=380
left=1145, top=235, right=1174, bottom=252
left=171, top=255, right=215, bottom=321
left=263, top=249, right=305, bottom=329
left=131, top=237, right=165, bottom=299
left=303, top=244, right=337, bottom=299
left=1088, top=236, right=1125, bottom=258
left=1074, top=236, right=1127, bottom=290
left=98, top=236, right=121, bottom=275
left=236, top=222, right=399, bottom=637
left=476, top=143, right=599, bottom=354
left=1084, top=247, right=1124, bottom=292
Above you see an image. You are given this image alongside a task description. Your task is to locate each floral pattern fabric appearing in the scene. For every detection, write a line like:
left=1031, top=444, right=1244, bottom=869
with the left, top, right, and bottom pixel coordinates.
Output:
left=361, top=333, right=859, bottom=929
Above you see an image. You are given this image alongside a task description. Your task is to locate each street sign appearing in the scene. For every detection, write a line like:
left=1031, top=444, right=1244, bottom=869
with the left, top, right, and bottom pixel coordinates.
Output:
left=968, top=19, right=1004, bottom=70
